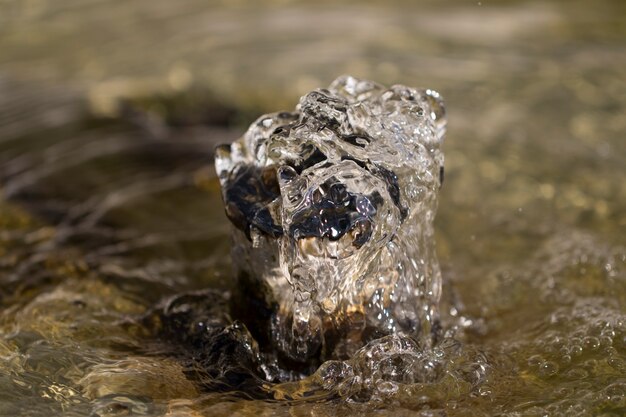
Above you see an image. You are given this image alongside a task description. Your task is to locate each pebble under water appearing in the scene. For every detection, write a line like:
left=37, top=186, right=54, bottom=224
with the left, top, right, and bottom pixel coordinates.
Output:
left=1, top=1, right=625, bottom=416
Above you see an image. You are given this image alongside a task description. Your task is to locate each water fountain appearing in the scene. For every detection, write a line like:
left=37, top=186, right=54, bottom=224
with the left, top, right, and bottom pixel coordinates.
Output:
left=216, top=75, right=446, bottom=364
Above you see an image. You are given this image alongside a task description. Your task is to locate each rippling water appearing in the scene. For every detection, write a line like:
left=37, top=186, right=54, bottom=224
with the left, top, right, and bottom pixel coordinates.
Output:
left=1, top=1, right=625, bottom=416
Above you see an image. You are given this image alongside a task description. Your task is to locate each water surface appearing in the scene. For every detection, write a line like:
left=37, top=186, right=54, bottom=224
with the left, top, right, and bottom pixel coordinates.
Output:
left=0, top=1, right=625, bottom=416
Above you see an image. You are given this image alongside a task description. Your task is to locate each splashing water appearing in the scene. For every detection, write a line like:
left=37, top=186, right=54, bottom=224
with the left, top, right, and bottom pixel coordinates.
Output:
left=216, top=76, right=446, bottom=364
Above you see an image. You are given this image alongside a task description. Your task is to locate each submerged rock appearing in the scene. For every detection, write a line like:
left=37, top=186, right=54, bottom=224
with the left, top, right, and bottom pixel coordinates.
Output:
left=147, top=290, right=268, bottom=394
left=216, top=76, right=447, bottom=363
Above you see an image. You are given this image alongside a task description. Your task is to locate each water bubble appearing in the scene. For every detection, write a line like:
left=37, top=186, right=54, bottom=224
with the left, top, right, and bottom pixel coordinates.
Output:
left=316, top=360, right=353, bottom=390
left=538, top=361, right=559, bottom=378
left=527, top=354, right=543, bottom=367
left=570, top=344, right=583, bottom=357
left=583, top=336, right=600, bottom=351
left=604, top=382, right=626, bottom=400
left=607, top=357, right=626, bottom=372
left=599, top=335, right=614, bottom=347
left=565, top=367, right=589, bottom=380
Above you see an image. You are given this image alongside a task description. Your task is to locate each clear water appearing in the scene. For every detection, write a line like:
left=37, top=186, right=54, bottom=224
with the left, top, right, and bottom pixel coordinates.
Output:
left=216, top=76, right=446, bottom=363
left=0, top=1, right=625, bottom=416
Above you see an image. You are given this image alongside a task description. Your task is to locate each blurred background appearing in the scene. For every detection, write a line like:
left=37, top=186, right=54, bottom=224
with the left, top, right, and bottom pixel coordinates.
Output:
left=1, top=1, right=625, bottom=416
left=2, top=0, right=624, bottom=283
left=1, top=0, right=624, bottom=232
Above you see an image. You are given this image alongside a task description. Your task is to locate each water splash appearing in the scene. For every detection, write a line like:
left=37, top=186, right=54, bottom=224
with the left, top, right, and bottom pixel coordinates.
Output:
left=271, top=333, right=489, bottom=406
left=216, top=76, right=446, bottom=362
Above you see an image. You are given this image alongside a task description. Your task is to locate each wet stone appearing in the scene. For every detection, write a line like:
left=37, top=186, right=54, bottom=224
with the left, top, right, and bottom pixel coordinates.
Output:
left=147, top=290, right=268, bottom=395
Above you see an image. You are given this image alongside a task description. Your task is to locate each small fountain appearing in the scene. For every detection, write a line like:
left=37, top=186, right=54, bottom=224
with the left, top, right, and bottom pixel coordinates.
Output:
left=216, top=75, right=447, bottom=365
